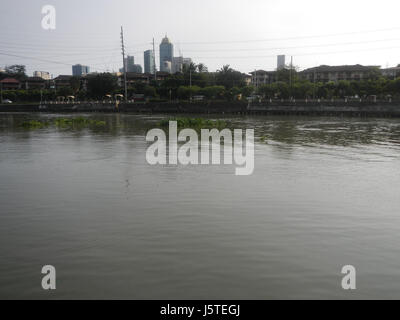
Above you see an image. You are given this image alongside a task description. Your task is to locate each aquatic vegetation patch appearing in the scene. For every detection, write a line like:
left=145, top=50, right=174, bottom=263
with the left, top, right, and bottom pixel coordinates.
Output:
left=158, top=117, right=228, bottom=129
left=20, top=117, right=106, bottom=130
left=21, top=120, right=50, bottom=129
left=54, top=117, right=106, bottom=128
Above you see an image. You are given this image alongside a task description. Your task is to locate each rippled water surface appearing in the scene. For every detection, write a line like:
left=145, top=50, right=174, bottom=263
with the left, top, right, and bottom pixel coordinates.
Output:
left=0, top=113, right=399, bottom=299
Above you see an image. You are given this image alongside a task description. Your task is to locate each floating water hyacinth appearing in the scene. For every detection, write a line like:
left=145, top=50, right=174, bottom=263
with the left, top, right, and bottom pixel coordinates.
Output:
left=20, top=120, right=50, bottom=129
left=21, top=117, right=106, bottom=130
left=158, top=118, right=228, bottom=129
left=54, top=117, right=106, bottom=128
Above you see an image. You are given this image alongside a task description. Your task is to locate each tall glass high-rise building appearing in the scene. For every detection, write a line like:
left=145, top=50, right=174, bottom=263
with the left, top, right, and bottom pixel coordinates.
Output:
left=125, top=56, right=135, bottom=72
left=72, top=64, right=90, bottom=76
left=159, top=36, right=173, bottom=73
left=144, top=50, right=155, bottom=74
left=277, top=55, right=286, bottom=70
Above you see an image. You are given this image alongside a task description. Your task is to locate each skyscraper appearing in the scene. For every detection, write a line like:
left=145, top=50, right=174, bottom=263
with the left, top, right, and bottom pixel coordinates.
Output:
left=159, top=35, right=173, bottom=73
left=144, top=50, right=155, bottom=74
left=277, top=55, right=286, bottom=70
left=120, top=56, right=136, bottom=73
left=72, top=64, right=90, bottom=76
left=126, top=56, right=135, bottom=72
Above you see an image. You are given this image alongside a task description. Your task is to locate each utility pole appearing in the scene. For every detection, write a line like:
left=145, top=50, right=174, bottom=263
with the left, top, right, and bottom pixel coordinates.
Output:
left=152, top=38, right=157, bottom=81
left=189, top=69, right=192, bottom=102
left=254, top=69, right=258, bottom=92
left=120, top=26, right=128, bottom=102
left=313, top=68, right=316, bottom=100
left=290, top=56, right=293, bottom=99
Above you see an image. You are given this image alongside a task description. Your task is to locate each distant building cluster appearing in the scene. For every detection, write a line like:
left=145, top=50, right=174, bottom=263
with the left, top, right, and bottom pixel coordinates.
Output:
left=67, top=35, right=193, bottom=77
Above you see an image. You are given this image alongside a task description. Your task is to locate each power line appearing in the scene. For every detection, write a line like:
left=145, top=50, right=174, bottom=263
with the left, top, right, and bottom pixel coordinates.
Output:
left=175, top=26, right=400, bottom=45
left=180, top=37, right=400, bottom=53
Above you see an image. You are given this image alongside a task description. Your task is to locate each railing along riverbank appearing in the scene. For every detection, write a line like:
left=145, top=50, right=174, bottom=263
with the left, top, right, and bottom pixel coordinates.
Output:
left=0, top=99, right=400, bottom=117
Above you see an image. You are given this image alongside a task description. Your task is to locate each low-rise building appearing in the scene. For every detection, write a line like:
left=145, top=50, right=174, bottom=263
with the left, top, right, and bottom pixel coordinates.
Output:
left=381, top=66, right=400, bottom=79
left=300, top=64, right=380, bottom=83
left=53, top=75, right=73, bottom=90
left=243, top=74, right=252, bottom=86
left=117, top=73, right=152, bottom=88
left=249, top=70, right=278, bottom=87
left=0, top=78, right=20, bottom=90
left=23, top=77, right=46, bottom=90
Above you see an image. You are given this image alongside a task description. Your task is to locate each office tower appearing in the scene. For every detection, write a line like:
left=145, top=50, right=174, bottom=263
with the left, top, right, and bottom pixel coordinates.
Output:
left=277, top=55, right=286, bottom=70
left=144, top=50, right=155, bottom=74
left=125, top=56, right=135, bottom=72
left=72, top=64, right=90, bottom=76
left=159, top=35, right=173, bottom=73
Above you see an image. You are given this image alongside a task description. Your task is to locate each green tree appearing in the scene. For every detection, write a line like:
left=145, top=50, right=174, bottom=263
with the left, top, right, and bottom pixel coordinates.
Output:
left=216, top=65, right=246, bottom=89
left=87, top=73, right=118, bottom=98
left=200, top=86, right=225, bottom=99
left=144, top=85, right=157, bottom=97
left=3, top=64, right=26, bottom=80
left=177, top=85, right=201, bottom=99
left=197, top=63, right=208, bottom=73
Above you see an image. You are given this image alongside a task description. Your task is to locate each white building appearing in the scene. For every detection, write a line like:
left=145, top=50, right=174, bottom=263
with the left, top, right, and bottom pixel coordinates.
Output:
left=162, top=61, right=172, bottom=74
left=172, top=56, right=192, bottom=73
left=33, top=71, right=51, bottom=80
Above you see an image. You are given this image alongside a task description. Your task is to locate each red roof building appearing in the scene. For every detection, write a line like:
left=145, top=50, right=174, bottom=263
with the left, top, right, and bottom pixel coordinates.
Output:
left=0, top=78, right=20, bottom=90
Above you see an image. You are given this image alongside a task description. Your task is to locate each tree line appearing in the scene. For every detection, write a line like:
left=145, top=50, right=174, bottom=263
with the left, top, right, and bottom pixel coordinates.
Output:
left=2, top=64, right=400, bottom=102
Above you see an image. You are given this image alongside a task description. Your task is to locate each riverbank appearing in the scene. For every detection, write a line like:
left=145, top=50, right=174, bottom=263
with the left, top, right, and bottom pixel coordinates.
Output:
left=1, top=101, right=400, bottom=117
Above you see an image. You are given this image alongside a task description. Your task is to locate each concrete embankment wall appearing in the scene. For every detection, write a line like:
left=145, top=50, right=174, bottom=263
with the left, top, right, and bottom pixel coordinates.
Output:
left=1, top=101, right=400, bottom=117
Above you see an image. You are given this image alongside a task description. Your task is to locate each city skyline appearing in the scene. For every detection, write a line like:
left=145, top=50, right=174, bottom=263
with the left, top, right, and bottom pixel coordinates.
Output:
left=1, top=0, right=400, bottom=77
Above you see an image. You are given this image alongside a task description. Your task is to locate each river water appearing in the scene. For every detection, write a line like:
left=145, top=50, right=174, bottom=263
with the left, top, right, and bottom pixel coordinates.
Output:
left=0, top=113, right=399, bottom=299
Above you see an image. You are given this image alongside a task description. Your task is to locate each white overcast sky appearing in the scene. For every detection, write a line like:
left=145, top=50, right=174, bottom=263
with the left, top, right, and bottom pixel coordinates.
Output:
left=1, top=0, right=400, bottom=77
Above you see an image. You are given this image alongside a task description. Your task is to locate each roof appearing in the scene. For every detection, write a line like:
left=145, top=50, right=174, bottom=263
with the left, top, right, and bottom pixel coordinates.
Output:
left=0, top=78, right=19, bottom=84
left=24, top=77, right=46, bottom=82
left=301, top=64, right=380, bottom=73
left=381, top=66, right=400, bottom=71
left=125, top=73, right=150, bottom=80
left=54, top=75, right=73, bottom=81
left=249, top=70, right=276, bottom=75
left=155, top=71, right=171, bottom=76
left=161, top=35, right=171, bottom=44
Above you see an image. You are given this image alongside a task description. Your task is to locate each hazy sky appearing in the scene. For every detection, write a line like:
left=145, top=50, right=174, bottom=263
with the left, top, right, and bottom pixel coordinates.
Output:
left=1, top=0, right=400, bottom=77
